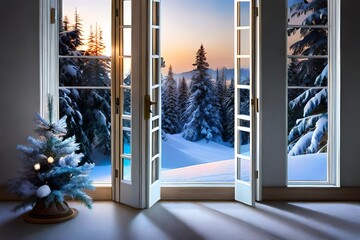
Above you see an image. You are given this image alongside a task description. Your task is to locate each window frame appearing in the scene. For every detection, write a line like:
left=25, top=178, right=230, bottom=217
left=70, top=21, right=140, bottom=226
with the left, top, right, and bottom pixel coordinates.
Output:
left=40, top=0, right=113, bottom=186
left=40, top=0, right=341, bottom=203
left=286, top=0, right=341, bottom=187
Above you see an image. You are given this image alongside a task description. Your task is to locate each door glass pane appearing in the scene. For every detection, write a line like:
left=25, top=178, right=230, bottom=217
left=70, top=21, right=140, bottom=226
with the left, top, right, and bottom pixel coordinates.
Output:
left=237, top=1, right=250, bottom=27
left=239, top=89, right=250, bottom=116
left=152, top=1, right=160, bottom=26
left=152, top=58, right=160, bottom=85
left=123, top=28, right=131, bottom=56
left=152, top=130, right=159, bottom=157
left=239, top=119, right=250, bottom=128
left=152, top=119, right=159, bottom=128
left=237, top=58, right=250, bottom=85
left=152, top=157, right=159, bottom=183
left=237, top=130, right=250, bottom=156
left=123, top=88, right=131, bottom=114
left=237, top=29, right=250, bottom=55
left=123, top=119, right=131, bottom=128
left=152, top=88, right=160, bottom=116
left=152, top=29, right=160, bottom=55
left=123, top=130, right=131, bottom=155
left=237, top=157, right=250, bottom=182
left=123, top=58, right=131, bottom=84
left=123, top=1, right=131, bottom=25
left=122, top=158, right=131, bottom=181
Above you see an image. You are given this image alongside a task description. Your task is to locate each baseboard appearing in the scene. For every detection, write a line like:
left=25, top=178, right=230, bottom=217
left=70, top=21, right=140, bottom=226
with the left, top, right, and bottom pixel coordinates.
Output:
left=0, top=185, right=112, bottom=201
left=262, top=187, right=360, bottom=201
left=2, top=185, right=359, bottom=201
left=161, top=186, right=234, bottom=200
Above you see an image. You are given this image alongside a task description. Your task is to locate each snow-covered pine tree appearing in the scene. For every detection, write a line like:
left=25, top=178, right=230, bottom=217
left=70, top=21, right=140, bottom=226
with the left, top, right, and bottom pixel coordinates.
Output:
left=62, top=16, right=69, bottom=31
left=9, top=96, right=94, bottom=210
left=224, top=78, right=235, bottom=146
left=177, top=76, right=189, bottom=131
left=183, top=44, right=222, bottom=142
left=59, top=21, right=91, bottom=164
left=84, top=24, right=110, bottom=86
left=73, top=8, right=83, bottom=47
left=215, top=67, right=227, bottom=140
left=59, top=16, right=111, bottom=163
left=287, top=0, right=328, bottom=156
left=162, top=65, right=179, bottom=134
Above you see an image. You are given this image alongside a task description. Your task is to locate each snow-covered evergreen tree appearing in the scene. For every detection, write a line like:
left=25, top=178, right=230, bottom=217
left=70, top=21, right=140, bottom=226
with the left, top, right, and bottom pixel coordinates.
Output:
left=287, top=0, right=328, bottom=156
left=224, top=78, right=235, bottom=146
left=59, top=15, right=111, bottom=163
left=73, top=8, right=83, bottom=47
left=162, top=65, right=179, bottom=134
left=9, top=96, right=94, bottom=210
left=215, top=68, right=227, bottom=140
left=84, top=24, right=110, bottom=86
left=177, top=76, right=189, bottom=131
left=183, top=44, right=222, bottom=142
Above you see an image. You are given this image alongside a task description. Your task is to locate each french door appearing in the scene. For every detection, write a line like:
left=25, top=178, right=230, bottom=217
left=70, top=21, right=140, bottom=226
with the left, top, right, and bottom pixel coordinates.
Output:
left=234, top=0, right=257, bottom=206
left=113, top=0, right=161, bottom=208
left=114, top=0, right=257, bottom=208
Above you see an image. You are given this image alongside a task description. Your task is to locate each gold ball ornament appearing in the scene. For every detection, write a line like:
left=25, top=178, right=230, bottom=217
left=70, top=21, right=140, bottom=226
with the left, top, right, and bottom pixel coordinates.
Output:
left=47, top=156, right=54, bottom=164
left=34, top=163, right=41, bottom=171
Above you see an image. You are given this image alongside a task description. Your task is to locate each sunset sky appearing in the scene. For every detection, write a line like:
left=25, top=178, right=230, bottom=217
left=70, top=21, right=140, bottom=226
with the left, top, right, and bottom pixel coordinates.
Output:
left=162, top=0, right=234, bottom=74
left=62, top=0, right=234, bottom=73
left=62, top=0, right=112, bottom=56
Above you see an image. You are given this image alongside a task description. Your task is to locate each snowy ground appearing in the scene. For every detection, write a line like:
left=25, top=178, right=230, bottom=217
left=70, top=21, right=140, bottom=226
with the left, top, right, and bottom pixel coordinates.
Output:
left=162, top=134, right=235, bottom=182
left=162, top=134, right=234, bottom=169
left=89, top=134, right=327, bottom=183
left=89, top=148, right=111, bottom=183
left=288, top=153, right=327, bottom=181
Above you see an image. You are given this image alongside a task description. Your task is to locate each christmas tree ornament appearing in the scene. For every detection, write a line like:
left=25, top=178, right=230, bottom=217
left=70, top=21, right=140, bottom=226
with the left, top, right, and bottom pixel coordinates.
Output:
left=36, top=185, right=51, bottom=198
left=47, top=156, right=54, bottom=164
left=33, top=163, right=40, bottom=171
left=8, top=95, right=94, bottom=223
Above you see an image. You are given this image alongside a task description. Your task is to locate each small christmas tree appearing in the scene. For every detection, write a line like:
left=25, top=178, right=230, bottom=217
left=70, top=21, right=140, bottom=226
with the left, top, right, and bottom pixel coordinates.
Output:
left=9, top=96, right=95, bottom=213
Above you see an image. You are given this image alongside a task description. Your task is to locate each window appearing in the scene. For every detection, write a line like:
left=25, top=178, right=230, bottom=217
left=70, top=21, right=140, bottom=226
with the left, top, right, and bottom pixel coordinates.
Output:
left=40, top=0, right=112, bottom=184
left=40, top=0, right=258, bottom=207
left=287, top=0, right=339, bottom=185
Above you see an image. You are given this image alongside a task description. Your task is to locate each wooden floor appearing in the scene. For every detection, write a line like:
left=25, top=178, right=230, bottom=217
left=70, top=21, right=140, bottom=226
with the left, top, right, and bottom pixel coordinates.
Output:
left=0, top=201, right=359, bottom=240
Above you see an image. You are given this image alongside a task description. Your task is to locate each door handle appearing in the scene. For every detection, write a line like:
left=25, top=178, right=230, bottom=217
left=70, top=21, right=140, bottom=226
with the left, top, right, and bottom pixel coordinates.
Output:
left=144, top=94, right=157, bottom=120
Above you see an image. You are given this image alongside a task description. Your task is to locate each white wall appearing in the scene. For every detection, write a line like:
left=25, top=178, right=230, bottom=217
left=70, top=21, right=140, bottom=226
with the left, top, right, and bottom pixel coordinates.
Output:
left=259, top=0, right=287, bottom=187
left=340, top=0, right=360, bottom=186
left=0, top=0, right=359, bottom=188
left=0, top=0, right=40, bottom=185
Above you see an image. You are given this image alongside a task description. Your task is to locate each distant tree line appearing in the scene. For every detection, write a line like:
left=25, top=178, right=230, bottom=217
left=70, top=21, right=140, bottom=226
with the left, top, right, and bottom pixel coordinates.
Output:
left=162, top=44, right=235, bottom=146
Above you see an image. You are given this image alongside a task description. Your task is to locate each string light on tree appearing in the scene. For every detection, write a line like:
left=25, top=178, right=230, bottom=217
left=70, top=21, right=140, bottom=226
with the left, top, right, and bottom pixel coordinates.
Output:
left=34, top=163, right=40, bottom=171
left=47, top=156, right=54, bottom=164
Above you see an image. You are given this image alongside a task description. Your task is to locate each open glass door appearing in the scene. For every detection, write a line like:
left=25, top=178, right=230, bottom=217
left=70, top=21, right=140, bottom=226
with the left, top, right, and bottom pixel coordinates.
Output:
left=146, top=0, right=161, bottom=207
left=113, top=0, right=161, bottom=208
left=234, top=0, right=256, bottom=206
left=113, top=0, right=145, bottom=208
